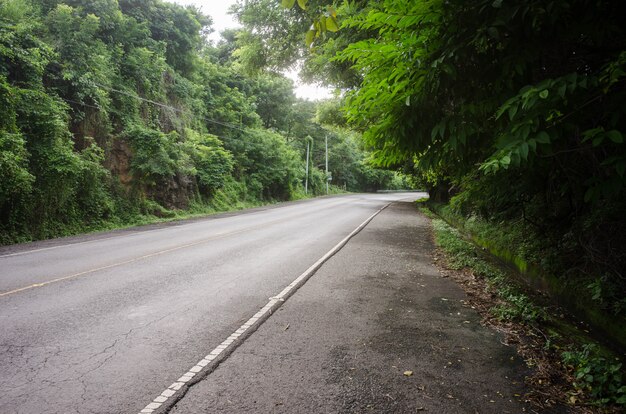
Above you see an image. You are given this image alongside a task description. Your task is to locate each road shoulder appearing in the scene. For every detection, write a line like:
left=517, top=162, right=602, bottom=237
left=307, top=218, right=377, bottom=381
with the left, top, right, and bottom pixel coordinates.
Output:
left=170, top=201, right=531, bottom=413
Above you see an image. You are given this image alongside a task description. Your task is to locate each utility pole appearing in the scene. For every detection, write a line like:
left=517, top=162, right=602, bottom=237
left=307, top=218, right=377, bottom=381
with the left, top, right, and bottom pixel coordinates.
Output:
left=305, top=138, right=310, bottom=194
left=325, top=135, right=329, bottom=194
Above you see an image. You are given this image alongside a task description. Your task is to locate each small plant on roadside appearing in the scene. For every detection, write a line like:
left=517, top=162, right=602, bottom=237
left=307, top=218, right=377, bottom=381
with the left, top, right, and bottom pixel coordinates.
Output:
left=428, top=207, right=626, bottom=410
left=492, top=290, right=545, bottom=323
left=562, top=344, right=626, bottom=406
left=431, top=219, right=479, bottom=270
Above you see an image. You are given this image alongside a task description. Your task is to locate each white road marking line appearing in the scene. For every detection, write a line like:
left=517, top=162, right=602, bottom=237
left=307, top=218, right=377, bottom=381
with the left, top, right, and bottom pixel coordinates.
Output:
left=0, top=200, right=357, bottom=298
left=0, top=198, right=353, bottom=259
left=139, top=202, right=391, bottom=414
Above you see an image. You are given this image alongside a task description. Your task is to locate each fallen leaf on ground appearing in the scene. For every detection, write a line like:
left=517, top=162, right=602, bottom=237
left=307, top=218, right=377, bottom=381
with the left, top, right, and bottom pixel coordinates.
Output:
left=403, top=370, right=413, bottom=376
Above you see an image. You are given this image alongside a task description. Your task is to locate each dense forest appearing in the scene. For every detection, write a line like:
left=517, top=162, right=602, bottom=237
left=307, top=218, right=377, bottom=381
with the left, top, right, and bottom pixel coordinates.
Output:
left=0, top=0, right=408, bottom=245
left=2, top=0, right=624, bottom=329
left=1, top=0, right=624, bottom=331
left=235, top=0, right=626, bottom=323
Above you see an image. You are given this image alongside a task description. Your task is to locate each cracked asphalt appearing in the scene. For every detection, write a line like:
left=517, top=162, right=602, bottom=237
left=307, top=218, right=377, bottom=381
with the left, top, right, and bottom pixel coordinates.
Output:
left=169, top=201, right=530, bottom=414
left=0, top=193, right=422, bottom=414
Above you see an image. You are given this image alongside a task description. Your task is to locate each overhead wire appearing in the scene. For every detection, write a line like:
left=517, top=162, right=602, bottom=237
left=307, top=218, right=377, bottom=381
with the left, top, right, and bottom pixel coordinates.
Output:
left=91, top=82, right=250, bottom=134
left=60, top=82, right=314, bottom=151
left=63, top=98, right=101, bottom=110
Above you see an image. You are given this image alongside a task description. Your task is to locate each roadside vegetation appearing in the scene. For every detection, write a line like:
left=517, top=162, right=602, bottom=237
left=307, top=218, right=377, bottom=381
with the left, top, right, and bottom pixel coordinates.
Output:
left=425, top=207, right=625, bottom=411
left=229, top=1, right=625, bottom=409
left=1, top=0, right=624, bottom=407
left=0, top=0, right=410, bottom=245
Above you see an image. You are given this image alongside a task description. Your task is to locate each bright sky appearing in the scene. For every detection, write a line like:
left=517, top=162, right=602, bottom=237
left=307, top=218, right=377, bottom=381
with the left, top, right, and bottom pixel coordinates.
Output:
left=170, top=0, right=332, bottom=101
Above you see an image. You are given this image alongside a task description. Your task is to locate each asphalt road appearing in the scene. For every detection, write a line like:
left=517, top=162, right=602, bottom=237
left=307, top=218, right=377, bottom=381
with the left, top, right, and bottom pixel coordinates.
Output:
left=0, top=193, right=422, bottom=414
left=170, top=201, right=531, bottom=414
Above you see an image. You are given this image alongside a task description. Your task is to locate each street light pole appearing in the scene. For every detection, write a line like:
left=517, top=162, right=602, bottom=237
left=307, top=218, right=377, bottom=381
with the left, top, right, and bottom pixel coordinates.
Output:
left=325, top=135, right=329, bottom=194
left=305, top=139, right=310, bottom=194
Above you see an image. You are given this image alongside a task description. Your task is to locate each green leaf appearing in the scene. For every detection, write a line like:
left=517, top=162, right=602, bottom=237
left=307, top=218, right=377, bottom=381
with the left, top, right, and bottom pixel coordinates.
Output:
left=305, top=30, right=315, bottom=47
left=535, top=131, right=550, bottom=144
left=458, top=129, right=467, bottom=145
left=520, top=142, right=529, bottom=159
left=501, top=155, right=511, bottom=166
left=558, top=83, right=567, bottom=98
left=319, top=16, right=327, bottom=32
left=593, top=135, right=604, bottom=147
left=431, top=125, right=439, bottom=140
left=582, top=127, right=603, bottom=143
left=281, top=0, right=296, bottom=8
left=508, top=104, right=518, bottom=121
left=326, top=16, right=339, bottom=32
left=519, top=124, right=531, bottom=141
left=606, top=130, right=623, bottom=143
left=296, top=0, right=307, bottom=10
left=539, top=89, right=549, bottom=99
left=510, top=151, right=520, bottom=167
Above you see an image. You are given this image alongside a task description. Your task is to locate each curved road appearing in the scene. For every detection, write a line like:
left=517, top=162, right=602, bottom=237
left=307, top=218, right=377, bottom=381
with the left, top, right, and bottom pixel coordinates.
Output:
left=0, top=193, right=422, bottom=414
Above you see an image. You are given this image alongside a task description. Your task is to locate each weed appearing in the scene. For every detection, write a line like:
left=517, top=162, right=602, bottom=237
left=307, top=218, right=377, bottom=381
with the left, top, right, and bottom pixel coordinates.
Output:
left=492, top=290, right=545, bottom=323
left=428, top=207, right=626, bottom=409
left=562, top=344, right=626, bottom=406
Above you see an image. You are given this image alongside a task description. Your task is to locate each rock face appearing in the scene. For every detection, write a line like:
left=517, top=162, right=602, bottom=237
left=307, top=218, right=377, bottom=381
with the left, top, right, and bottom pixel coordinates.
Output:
left=105, top=137, right=194, bottom=210
left=149, top=173, right=194, bottom=211
left=106, top=138, right=133, bottom=186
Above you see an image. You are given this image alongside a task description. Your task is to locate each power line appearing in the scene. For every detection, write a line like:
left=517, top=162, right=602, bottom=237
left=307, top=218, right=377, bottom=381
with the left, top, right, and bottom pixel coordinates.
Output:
left=63, top=98, right=101, bottom=110
left=92, top=82, right=250, bottom=134
left=60, top=83, right=314, bottom=154
left=60, top=88, right=252, bottom=146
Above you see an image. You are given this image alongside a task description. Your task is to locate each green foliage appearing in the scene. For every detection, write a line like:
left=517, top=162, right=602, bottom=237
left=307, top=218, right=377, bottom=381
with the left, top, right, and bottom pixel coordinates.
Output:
left=492, top=290, right=545, bottom=324
left=252, top=73, right=295, bottom=130
left=0, top=0, right=408, bottom=244
left=432, top=216, right=545, bottom=324
left=562, top=344, right=626, bottom=405
left=332, top=0, right=626, bottom=204
left=587, top=275, right=626, bottom=316
left=233, top=0, right=355, bottom=81
left=0, top=0, right=34, bottom=22
left=432, top=208, right=625, bottom=407
left=184, top=129, right=233, bottom=194
left=231, top=0, right=310, bottom=71
left=123, top=125, right=178, bottom=183
left=239, top=128, right=301, bottom=200
left=119, top=0, right=211, bottom=75
left=45, top=4, right=114, bottom=112
left=0, top=131, right=33, bottom=207
left=312, top=0, right=626, bottom=326
left=74, top=141, right=113, bottom=222
left=432, top=219, right=483, bottom=271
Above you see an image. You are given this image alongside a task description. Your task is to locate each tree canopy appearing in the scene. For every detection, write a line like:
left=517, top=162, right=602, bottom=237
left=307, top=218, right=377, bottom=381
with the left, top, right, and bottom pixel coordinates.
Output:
left=231, top=0, right=626, bottom=324
left=0, top=0, right=405, bottom=244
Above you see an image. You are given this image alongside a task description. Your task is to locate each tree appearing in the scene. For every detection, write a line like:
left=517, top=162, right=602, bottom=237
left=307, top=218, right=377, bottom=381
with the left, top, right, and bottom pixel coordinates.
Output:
left=333, top=0, right=626, bottom=310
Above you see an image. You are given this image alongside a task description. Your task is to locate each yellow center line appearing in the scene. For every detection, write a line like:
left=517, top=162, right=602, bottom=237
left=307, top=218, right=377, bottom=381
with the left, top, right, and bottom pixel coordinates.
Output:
left=0, top=223, right=271, bottom=298
left=0, top=199, right=354, bottom=299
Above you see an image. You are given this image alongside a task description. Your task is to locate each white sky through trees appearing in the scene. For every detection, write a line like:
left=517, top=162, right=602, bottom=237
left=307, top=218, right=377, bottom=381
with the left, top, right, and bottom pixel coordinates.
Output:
left=170, top=0, right=332, bottom=101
